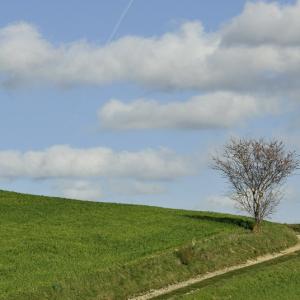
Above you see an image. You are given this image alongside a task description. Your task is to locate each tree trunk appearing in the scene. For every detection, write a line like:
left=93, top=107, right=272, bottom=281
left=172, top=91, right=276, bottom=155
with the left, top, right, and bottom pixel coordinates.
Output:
left=252, top=201, right=261, bottom=233
left=252, top=214, right=262, bottom=233
left=252, top=221, right=261, bottom=233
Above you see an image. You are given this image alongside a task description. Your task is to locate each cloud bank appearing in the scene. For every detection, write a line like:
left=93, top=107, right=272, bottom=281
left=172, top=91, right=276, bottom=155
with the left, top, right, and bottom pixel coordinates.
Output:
left=55, top=180, right=103, bottom=201
left=1, top=1, right=300, bottom=95
left=0, top=145, right=195, bottom=181
left=98, top=92, right=276, bottom=130
left=222, top=1, right=300, bottom=46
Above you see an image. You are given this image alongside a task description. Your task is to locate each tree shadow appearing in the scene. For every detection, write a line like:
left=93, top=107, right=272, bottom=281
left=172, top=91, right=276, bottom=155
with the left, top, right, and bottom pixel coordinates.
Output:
left=183, top=214, right=253, bottom=230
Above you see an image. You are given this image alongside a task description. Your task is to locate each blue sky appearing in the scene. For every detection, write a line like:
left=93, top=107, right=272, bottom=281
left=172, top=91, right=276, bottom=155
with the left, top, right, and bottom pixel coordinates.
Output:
left=0, top=0, right=299, bottom=222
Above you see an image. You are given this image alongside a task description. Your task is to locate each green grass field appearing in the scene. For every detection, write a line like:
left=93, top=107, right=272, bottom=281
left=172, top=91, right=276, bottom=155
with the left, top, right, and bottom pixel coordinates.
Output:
left=289, top=224, right=300, bottom=233
left=0, top=190, right=297, bottom=299
left=159, top=226, right=300, bottom=300
left=172, top=251, right=300, bottom=300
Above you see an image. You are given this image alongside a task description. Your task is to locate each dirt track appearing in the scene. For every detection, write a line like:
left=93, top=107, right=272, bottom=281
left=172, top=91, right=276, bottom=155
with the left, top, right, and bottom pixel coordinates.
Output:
left=130, top=235, right=300, bottom=300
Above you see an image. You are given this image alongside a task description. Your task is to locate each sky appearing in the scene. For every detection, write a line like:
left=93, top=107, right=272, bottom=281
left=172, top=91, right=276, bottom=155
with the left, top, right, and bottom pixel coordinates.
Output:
left=0, top=0, right=299, bottom=223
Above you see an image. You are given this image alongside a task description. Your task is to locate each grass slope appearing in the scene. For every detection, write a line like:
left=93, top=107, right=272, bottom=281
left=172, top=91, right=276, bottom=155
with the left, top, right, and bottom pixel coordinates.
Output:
left=289, top=224, right=300, bottom=233
left=0, top=190, right=297, bottom=299
left=173, top=251, right=300, bottom=300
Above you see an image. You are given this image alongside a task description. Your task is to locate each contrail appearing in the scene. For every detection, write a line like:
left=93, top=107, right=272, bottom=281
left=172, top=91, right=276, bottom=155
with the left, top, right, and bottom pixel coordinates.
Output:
left=106, top=0, right=135, bottom=44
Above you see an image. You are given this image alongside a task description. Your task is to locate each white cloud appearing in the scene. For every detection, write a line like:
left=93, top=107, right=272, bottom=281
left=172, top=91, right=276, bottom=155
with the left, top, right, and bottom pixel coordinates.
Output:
left=195, top=194, right=236, bottom=214
left=0, top=145, right=195, bottom=180
left=284, top=184, right=300, bottom=204
left=0, top=21, right=216, bottom=89
left=55, top=180, right=103, bottom=201
left=1, top=1, right=300, bottom=96
left=98, top=92, right=276, bottom=130
left=206, top=195, right=235, bottom=209
left=109, top=179, right=166, bottom=196
left=222, top=1, right=300, bottom=46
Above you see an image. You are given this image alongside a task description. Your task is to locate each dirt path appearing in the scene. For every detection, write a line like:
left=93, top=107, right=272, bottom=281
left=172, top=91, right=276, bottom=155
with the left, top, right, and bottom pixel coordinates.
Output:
left=130, top=235, right=300, bottom=300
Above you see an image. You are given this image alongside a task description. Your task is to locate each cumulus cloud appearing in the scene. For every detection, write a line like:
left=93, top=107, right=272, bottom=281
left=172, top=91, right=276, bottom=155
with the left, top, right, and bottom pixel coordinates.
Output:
left=98, top=92, right=276, bottom=130
left=206, top=195, right=235, bottom=209
left=222, top=1, right=300, bottom=46
left=55, top=179, right=165, bottom=200
left=195, top=194, right=236, bottom=214
left=0, top=21, right=215, bottom=89
left=1, top=1, right=300, bottom=95
left=55, top=180, right=103, bottom=201
left=109, top=179, right=166, bottom=196
left=0, top=145, right=195, bottom=180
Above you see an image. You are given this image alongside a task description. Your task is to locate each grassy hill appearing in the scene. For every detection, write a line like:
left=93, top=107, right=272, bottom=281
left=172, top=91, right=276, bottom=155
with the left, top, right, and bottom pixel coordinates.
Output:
left=0, top=190, right=297, bottom=299
left=289, top=224, right=300, bottom=233
left=172, top=228, right=300, bottom=300
left=176, top=252, right=300, bottom=300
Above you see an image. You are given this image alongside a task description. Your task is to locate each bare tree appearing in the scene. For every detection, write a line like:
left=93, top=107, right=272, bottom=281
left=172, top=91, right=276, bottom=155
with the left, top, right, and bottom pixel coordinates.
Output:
left=212, top=138, right=299, bottom=232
